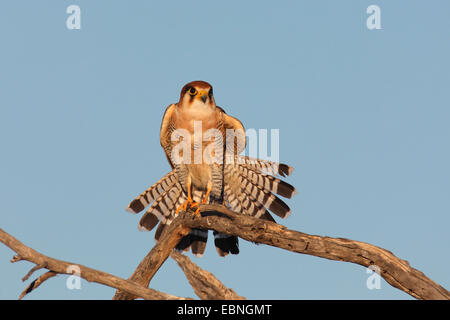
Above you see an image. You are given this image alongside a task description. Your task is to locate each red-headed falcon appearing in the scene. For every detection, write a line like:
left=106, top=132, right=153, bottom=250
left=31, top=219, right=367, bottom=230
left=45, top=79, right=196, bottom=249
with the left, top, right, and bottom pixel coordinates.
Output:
left=126, top=81, right=296, bottom=257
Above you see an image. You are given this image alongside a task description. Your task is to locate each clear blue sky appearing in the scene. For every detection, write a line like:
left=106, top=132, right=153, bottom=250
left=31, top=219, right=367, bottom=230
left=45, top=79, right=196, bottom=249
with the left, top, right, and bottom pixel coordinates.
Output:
left=1, top=0, right=449, bottom=299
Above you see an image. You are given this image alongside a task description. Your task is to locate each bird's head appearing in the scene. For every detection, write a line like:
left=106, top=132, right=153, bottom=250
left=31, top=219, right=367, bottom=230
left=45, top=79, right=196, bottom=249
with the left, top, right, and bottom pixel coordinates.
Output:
left=178, top=80, right=215, bottom=111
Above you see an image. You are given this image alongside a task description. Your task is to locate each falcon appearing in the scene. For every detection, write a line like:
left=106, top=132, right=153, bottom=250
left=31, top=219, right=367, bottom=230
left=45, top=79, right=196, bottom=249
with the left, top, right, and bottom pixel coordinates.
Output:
left=126, top=81, right=297, bottom=257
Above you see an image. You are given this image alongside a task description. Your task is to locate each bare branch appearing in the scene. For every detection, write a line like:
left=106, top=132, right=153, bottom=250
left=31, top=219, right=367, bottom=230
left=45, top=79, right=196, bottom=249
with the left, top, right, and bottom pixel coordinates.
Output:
left=189, top=204, right=450, bottom=300
left=0, top=228, right=190, bottom=300
left=22, top=263, right=47, bottom=281
left=11, top=255, right=22, bottom=263
left=113, top=204, right=449, bottom=300
left=171, top=251, right=245, bottom=300
left=3, top=201, right=448, bottom=300
left=112, top=216, right=192, bottom=300
left=19, top=271, right=57, bottom=300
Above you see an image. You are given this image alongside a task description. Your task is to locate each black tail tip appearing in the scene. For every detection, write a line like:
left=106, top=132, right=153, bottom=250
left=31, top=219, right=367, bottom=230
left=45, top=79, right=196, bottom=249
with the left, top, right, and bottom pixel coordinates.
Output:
left=214, top=234, right=239, bottom=256
left=278, top=163, right=294, bottom=177
left=127, top=199, right=145, bottom=213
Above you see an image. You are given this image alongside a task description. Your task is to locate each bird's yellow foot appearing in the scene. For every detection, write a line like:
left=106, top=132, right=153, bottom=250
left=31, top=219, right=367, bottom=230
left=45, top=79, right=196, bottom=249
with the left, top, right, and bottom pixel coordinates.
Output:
left=200, top=191, right=211, bottom=204
left=175, top=201, right=187, bottom=214
left=192, top=205, right=202, bottom=217
left=190, top=201, right=201, bottom=217
left=176, top=197, right=200, bottom=214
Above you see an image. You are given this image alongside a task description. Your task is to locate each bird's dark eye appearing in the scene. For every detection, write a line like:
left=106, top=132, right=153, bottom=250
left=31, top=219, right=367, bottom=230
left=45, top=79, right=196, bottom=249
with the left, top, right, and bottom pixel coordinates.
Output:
left=208, top=88, right=213, bottom=97
left=189, top=87, right=197, bottom=96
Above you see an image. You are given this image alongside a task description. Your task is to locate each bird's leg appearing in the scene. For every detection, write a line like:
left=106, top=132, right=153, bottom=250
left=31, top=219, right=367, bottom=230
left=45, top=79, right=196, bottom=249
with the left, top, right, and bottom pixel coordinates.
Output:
left=192, top=183, right=212, bottom=217
left=191, top=202, right=201, bottom=217
left=201, top=183, right=212, bottom=204
left=188, top=184, right=201, bottom=216
left=176, top=188, right=192, bottom=214
left=176, top=179, right=200, bottom=214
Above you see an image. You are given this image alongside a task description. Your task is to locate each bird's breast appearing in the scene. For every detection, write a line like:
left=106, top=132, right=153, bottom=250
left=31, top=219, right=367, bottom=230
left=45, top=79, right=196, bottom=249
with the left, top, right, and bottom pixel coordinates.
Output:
left=187, top=163, right=212, bottom=191
left=175, top=106, right=218, bottom=133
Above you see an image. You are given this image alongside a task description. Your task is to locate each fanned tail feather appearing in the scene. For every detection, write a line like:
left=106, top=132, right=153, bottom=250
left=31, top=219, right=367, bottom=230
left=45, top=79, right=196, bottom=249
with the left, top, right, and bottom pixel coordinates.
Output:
left=175, top=228, right=209, bottom=257
left=127, top=155, right=296, bottom=257
left=152, top=191, right=187, bottom=238
left=237, top=165, right=297, bottom=199
left=224, top=178, right=272, bottom=220
left=138, top=182, right=184, bottom=231
left=236, top=155, right=294, bottom=177
left=213, top=231, right=239, bottom=257
left=224, top=166, right=265, bottom=217
left=127, top=172, right=177, bottom=214
left=234, top=168, right=291, bottom=218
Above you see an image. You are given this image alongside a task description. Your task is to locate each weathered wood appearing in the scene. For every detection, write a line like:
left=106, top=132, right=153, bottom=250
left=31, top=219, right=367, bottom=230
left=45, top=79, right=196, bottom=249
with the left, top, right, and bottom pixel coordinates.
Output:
left=0, top=228, right=190, bottom=300
left=186, top=204, right=450, bottom=300
left=171, top=251, right=245, bottom=300
left=3, top=201, right=448, bottom=300
left=19, top=271, right=57, bottom=300
left=112, top=218, right=191, bottom=300
left=113, top=204, right=449, bottom=300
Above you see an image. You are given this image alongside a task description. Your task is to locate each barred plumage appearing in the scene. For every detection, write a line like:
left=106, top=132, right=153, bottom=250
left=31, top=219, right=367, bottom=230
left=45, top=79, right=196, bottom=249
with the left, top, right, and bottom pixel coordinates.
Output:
left=128, top=156, right=295, bottom=256
left=138, top=182, right=184, bottom=231
left=126, top=81, right=297, bottom=257
left=234, top=155, right=293, bottom=177
left=239, top=171, right=291, bottom=218
left=150, top=190, right=187, bottom=238
left=126, top=171, right=177, bottom=214
left=225, top=179, right=268, bottom=219
left=237, top=163, right=297, bottom=199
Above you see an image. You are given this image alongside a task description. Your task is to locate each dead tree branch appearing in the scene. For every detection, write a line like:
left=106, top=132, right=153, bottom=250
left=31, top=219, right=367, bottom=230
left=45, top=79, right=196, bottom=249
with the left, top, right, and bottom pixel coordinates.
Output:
left=2, top=201, right=448, bottom=300
left=171, top=251, right=245, bottom=300
left=0, top=228, right=190, bottom=300
left=196, top=205, right=450, bottom=300
left=112, top=219, right=192, bottom=300
left=19, top=271, right=57, bottom=300
left=114, top=204, right=450, bottom=300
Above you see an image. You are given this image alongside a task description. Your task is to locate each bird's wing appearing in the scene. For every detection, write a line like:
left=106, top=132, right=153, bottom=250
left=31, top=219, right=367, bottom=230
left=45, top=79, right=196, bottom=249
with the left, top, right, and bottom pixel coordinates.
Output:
left=160, top=104, right=177, bottom=169
left=160, top=103, right=189, bottom=194
left=217, top=106, right=247, bottom=156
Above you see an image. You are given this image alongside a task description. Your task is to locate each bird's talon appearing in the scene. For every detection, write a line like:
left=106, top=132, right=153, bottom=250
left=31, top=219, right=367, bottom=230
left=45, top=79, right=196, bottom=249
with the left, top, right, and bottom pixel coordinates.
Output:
left=190, top=202, right=199, bottom=208
left=176, top=196, right=201, bottom=215
left=176, top=198, right=193, bottom=214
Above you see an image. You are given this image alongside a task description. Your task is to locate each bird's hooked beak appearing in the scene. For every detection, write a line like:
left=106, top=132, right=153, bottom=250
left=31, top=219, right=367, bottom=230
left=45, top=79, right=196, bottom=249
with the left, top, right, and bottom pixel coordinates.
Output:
left=197, top=90, right=208, bottom=103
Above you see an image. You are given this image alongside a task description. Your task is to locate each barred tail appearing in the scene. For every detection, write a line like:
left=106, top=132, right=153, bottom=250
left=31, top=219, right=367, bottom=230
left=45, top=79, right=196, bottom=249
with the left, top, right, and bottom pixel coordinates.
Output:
left=225, top=163, right=291, bottom=219
left=213, top=231, right=239, bottom=257
left=175, top=228, right=209, bottom=257
left=127, top=155, right=296, bottom=258
left=238, top=165, right=297, bottom=199
left=236, top=155, right=294, bottom=177
left=138, top=182, right=184, bottom=231
left=126, top=171, right=177, bottom=213
left=144, top=189, right=208, bottom=257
